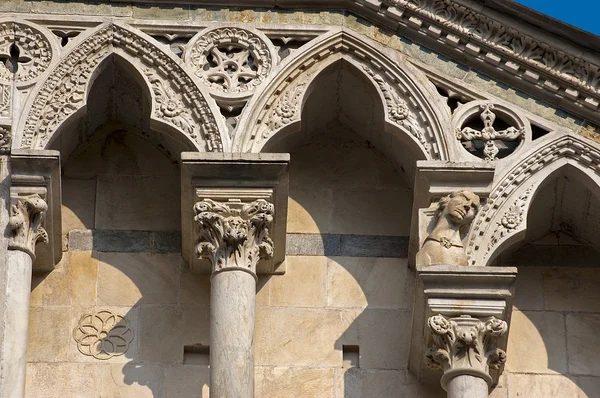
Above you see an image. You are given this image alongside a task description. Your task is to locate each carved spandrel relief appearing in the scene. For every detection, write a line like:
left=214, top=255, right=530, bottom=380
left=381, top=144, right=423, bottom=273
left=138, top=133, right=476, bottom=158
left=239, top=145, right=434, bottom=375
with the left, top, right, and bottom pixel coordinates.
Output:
left=456, top=104, right=525, bottom=161
left=73, top=310, right=134, bottom=360
left=194, top=198, right=275, bottom=275
left=8, top=194, right=48, bottom=259
left=426, top=314, right=507, bottom=387
left=416, top=191, right=480, bottom=266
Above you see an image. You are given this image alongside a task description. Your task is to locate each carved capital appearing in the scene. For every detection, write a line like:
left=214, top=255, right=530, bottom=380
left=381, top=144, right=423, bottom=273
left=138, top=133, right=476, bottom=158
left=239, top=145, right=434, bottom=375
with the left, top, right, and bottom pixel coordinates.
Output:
left=426, top=314, right=507, bottom=389
left=193, top=198, right=275, bottom=277
left=8, top=194, right=49, bottom=260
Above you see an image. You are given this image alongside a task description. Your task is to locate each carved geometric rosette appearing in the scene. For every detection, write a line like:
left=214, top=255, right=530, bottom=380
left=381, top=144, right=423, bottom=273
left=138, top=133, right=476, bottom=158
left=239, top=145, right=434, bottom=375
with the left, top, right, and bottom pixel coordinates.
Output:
left=186, top=27, right=275, bottom=100
left=193, top=198, right=275, bottom=276
left=73, top=310, right=134, bottom=360
left=426, top=314, right=508, bottom=388
left=8, top=194, right=49, bottom=260
left=0, top=22, right=53, bottom=84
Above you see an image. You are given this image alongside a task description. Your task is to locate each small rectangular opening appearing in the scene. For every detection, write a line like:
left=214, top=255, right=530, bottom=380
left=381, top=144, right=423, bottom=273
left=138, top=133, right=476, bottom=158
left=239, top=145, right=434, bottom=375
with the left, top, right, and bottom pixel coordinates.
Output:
left=342, top=345, right=360, bottom=368
left=184, top=344, right=210, bottom=365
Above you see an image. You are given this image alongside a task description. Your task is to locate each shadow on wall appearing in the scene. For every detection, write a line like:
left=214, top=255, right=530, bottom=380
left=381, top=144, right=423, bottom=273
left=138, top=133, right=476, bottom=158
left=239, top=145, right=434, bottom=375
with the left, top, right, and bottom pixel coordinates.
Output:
left=498, top=169, right=600, bottom=397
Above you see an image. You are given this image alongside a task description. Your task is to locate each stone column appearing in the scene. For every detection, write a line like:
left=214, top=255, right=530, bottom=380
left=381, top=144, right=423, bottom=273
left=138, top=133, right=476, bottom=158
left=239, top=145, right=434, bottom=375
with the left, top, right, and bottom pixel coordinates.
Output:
left=426, top=314, right=508, bottom=398
left=0, top=194, right=48, bottom=397
left=194, top=198, right=275, bottom=398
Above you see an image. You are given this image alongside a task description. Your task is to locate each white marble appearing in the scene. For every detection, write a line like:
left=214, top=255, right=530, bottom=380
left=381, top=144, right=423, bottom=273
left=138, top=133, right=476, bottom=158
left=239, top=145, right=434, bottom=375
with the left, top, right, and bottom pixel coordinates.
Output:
left=210, top=270, right=257, bottom=398
left=446, top=375, right=489, bottom=398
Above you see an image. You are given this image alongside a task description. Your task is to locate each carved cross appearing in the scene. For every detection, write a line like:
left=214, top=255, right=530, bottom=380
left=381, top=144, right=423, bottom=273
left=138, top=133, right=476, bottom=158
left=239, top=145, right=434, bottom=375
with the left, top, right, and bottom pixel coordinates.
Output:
left=0, top=43, right=32, bottom=75
left=456, top=104, right=524, bottom=161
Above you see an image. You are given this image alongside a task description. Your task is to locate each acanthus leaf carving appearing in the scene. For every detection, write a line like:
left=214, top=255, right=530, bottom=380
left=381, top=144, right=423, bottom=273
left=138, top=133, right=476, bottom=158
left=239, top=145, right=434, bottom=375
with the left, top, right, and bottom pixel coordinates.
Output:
left=8, top=194, right=48, bottom=259
left=362, top=65, right=429, bottom=150
left=426, top=314, right=507, bottom=385
left=193, top=198, right=274, bottom=275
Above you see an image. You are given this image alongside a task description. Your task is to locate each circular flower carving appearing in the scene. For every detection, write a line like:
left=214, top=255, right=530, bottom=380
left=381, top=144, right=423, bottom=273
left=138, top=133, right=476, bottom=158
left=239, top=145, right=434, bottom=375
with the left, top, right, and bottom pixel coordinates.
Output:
left=429, top=315, right=452, bottom=335
left=389, top=101, right=409, bottom=122
left=501, top=211, right=522, bottom=229
left=160, top=98, right=183, bottom=118
left=73, top=310, right=134, bottom=360
left=187, top=27, right=273, bottom=97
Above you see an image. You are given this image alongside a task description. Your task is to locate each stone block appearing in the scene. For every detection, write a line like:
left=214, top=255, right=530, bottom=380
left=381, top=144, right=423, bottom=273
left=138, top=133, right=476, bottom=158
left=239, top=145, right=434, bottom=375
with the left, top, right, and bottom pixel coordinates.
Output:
left=30, top=1, right=131, bottom=16
left=270, top=256, right=327, bottom=307
left=285, top=233, right=341, bottom=256
left=94, top=230, right=154, bottom=253
left=513, top=266, right=544, bottom=310
left=340, top=235, right=409, bottom=258
left=68, top=251, right=98, bottom=306
left=330, top=190, right=412, bottom=236
left=339, top=309, right=411, bottom=370
left=163, top=364, right=210, bottom=398
left=327, top=257, right=410, bottom=309
left=543, top=268, right=600, bottom=312
left=506, top=310, right=567, bottom=374
left=153, top=232, right=182, bottom=253
left=132, top=5, right=190, bottom=20
left=566, top=313, right=600, bottom=376
left=579, top=377, right=600, bottom=398
left=68, top=306, right=139, bottom=363
left=61, top=178, right=96, bottom=234
left=25, top=363, right=103, bottom=398
left=95, top=175, right=180, bottom=231
left=255, top=366, right=334, bottom=398
left=180, top=272, right=211, bottom=306
left=0, top=0, right=31, bottom=12
left=138, top=305, right=184, bottom=363
left=97, top=253, right=179, bottom=306
left=27, top=307, right=70, bottom=362
left=68, top=230, right=93, bottom=251
left=182, top=305, right=210, bottom=346
left=507, top=374, right=582, bottom=398
left=30, top=262, right=71, bottom=306
left=101, top=363, right=163, bottom=398
left=287, top=188, right=333, bottom=234
left=255, top=307, right=341, bottom=367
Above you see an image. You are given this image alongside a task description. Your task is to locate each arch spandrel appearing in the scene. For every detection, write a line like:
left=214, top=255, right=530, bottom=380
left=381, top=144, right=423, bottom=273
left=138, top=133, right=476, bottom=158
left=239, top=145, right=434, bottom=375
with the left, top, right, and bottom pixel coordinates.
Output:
left=466, top=132, right=600, bottom=267
left=233, top=28, right=456, bottom=161
left=14, top=22, right=228, bottom=152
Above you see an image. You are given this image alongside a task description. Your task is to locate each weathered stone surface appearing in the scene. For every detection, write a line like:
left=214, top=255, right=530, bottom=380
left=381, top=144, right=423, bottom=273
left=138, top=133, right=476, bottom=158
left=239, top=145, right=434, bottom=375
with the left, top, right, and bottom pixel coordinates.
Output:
left=27, top=307, right=70, bottom=362
left=566, top=313, right=600, bottom=376
left=68, top=251, right=99, bottom=306
left=25, top=363, right=103, bottom=398
left=543, top=268, right=600, bottom=312
left=95, top=175, right=180, bottom=232
left=163, top=364, right=210, bottom=398
left=270, top=256, right=327, bottom=307
left=97, top=253, right=179, bottom=306
left=256, top=366, right=334, bottom=398
left=287, top=188, right=333, bottom=234
left=61, top=178, right=96, bottom=233
left=340, top=235, right=409, bottom=258
left=506, top=374, right=582, bottom=398
left=513, top=267, right=544, bottom=311
left=138, top=305, right=183, bottom=363
left=327, top=257, right=410, bottom=309
left=101, top=363, right=163, bottom=398
left=255, top=307, right=341, bottom=367
left=285, top=233, right=341, bottom=256
left=506, top=310, right=567, bottom=374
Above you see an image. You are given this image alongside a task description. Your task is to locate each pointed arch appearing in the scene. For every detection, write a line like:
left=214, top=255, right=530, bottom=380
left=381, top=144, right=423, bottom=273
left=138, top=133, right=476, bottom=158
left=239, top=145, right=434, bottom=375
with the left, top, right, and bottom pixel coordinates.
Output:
left=233, top=28, right=454, bottom=161
left=466, top=132, right=600, bottom=266
left=15, top=22, right=227, bottom=152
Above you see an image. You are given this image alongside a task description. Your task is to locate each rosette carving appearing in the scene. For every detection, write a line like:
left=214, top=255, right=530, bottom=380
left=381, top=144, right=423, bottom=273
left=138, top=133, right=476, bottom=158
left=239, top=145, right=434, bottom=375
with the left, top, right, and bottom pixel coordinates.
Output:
left=426, top=315, right=508, bottom=386
left=187, top=27, right=274, bottom=97
left=193, top=198, right=275, bottom=274
left=73, top=310, right=134, bottom=360
left=8, top=194, right=48, bottom=259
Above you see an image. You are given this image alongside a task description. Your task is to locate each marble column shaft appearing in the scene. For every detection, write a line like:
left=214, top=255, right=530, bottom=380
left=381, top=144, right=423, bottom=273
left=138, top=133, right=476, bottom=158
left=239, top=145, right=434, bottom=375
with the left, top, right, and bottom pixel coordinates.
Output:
left=446, top=374, right=489, bottom=398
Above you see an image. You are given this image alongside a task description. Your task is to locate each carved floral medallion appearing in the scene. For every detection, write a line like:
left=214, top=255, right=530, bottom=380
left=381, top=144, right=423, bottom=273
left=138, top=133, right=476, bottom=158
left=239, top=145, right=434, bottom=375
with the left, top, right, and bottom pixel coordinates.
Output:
left=73, top=310, right=134, bottom=360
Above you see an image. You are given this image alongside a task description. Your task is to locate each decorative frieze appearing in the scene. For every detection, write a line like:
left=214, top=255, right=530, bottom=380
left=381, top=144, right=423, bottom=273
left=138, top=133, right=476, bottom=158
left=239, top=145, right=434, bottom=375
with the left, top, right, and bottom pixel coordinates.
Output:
left=73, top=310, right=134, bottom=360
left=194, top=198, right=275, bottom=275
left=426, top=314, right=508, bottom=389
left=8, top=194, right=48, bottom=259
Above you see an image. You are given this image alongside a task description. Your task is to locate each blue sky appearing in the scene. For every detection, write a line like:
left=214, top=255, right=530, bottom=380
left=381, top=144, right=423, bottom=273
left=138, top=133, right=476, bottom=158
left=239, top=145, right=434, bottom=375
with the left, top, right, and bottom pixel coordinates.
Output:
left=516, top=1, right=600, bottom=36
